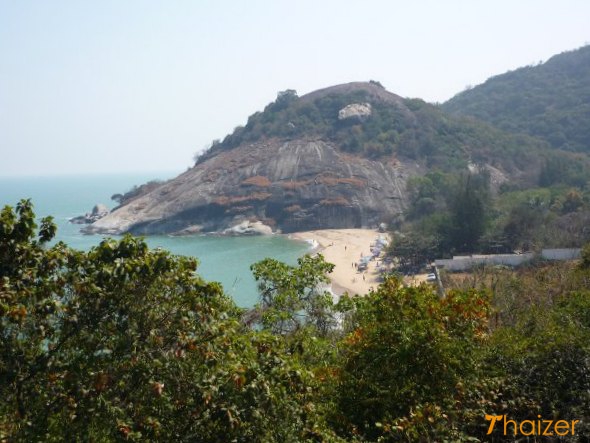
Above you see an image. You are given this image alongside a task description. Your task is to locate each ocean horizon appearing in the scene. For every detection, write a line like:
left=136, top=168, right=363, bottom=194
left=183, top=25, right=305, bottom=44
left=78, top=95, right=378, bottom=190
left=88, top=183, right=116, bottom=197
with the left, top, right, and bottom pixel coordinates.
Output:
left=0, top=172, right=309, bottom=307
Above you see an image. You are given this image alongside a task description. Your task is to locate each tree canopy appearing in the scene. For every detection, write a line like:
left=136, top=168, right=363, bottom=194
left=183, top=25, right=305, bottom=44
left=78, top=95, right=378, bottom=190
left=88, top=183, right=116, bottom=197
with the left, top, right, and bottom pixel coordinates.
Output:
left=2, top=200, right=590, bottom=441
left=0, top=200, right=336, bottom=441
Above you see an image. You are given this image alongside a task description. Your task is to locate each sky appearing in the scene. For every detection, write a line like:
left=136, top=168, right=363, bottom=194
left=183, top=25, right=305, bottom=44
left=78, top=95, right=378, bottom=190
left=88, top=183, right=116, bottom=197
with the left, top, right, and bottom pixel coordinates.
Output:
left=1, top=1, right=589, bottom=177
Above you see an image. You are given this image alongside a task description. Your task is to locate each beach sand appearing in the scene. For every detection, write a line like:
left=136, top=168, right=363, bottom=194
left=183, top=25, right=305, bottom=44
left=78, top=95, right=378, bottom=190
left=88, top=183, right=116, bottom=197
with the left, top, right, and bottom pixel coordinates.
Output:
left=290, top=228, right=389, bottom=297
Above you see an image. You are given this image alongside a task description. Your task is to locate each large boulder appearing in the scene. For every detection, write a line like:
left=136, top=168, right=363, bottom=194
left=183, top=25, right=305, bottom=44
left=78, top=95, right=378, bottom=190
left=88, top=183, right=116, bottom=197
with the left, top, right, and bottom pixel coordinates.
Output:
left=338, top=103, right=372, bottom=120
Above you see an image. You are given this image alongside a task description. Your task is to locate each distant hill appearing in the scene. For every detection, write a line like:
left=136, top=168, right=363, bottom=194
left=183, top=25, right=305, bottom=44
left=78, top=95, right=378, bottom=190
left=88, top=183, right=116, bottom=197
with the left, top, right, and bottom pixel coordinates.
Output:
left=87, top=82, right=551, bottom=235
left=443, top=45, right=590, bottom=152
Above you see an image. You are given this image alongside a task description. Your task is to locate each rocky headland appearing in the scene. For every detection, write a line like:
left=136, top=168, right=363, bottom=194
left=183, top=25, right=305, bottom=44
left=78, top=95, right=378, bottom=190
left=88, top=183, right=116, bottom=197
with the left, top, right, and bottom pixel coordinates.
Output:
left=85, top=81, right=550, bottom=236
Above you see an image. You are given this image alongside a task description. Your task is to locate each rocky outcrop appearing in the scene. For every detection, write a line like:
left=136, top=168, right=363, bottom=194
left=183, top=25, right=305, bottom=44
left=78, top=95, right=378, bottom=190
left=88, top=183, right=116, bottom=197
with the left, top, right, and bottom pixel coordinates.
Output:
left=85, top=140, right=419, bottom=235
left=338, top=103, right=372, bottom=120
left=70, top=204, right=110, bottom=224
left=223, top=220, right=273, bottom=236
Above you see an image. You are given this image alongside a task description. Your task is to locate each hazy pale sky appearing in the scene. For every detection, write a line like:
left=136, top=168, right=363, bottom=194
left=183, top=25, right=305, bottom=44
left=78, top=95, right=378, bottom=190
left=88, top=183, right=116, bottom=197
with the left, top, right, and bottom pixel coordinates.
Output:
left=1, top=0, right=589, bottom=177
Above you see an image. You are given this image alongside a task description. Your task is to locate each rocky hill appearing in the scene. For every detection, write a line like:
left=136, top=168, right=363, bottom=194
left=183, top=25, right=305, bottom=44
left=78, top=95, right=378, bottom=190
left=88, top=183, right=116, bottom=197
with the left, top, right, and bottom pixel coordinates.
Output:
left=87, top=82, right=551, bottom=235
left=443, top=45, right=590, bottom=152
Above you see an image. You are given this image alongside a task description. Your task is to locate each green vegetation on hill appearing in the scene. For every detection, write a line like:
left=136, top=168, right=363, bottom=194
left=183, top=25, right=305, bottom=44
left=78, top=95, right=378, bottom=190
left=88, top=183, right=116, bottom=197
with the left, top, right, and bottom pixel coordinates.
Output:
left=443, top=45, right=590, bottom=153
left=390, top=163, right=590, bottom=268
left=197, top=82, right=549, bottom=176
left=430, top=45, right=590, bottom=257
left=2, top=200, right=590, bottom=441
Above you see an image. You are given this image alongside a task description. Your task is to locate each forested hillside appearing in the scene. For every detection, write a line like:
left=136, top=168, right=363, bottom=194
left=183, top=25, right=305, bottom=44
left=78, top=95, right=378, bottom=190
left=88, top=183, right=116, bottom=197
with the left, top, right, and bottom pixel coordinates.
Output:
left=443, top=45, right=590, bottom=152
left=384, top=46, right=590, bottom=261
left=199, top=81, right=549, bottom=176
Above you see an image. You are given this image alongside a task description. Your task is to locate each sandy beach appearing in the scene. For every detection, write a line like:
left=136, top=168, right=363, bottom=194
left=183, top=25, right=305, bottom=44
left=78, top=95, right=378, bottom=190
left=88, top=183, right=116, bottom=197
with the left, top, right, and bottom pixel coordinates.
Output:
left=290, top=229, right=390, bottom=297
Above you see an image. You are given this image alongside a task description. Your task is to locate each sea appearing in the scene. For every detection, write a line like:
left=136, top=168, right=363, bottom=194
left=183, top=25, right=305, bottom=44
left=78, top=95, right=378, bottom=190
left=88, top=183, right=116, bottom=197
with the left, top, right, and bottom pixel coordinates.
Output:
left=0, top=172, right=310, bottom=307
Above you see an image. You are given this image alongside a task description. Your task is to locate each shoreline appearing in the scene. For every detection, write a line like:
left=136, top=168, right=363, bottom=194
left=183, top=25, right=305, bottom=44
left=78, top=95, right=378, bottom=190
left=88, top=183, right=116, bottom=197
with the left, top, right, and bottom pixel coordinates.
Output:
left=289, top=228, right=390, bottom=297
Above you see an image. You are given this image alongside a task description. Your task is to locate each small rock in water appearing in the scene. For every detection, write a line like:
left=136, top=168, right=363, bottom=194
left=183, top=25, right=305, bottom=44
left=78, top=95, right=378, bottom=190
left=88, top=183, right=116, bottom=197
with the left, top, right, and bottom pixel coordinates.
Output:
left=70, top=203, right=110, bottom=224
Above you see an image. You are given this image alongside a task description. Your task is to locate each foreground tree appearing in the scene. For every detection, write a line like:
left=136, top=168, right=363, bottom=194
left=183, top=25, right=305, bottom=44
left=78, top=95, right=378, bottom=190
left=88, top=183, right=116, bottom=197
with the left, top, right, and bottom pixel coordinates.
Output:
left=250, top=255, right=336, bottom=336
left=483, top=288, right=590, bottom=440
left=5, top=200, right=589, bottom=441
left=333, top=278, right=490, bottom=441
left=0, top=200, right=337, bottom=441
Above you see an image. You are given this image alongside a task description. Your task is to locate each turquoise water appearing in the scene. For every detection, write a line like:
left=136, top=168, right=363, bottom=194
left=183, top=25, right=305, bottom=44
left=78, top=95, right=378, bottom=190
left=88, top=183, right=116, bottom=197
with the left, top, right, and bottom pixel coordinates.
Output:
left=0, top=173, right=309, bottom=307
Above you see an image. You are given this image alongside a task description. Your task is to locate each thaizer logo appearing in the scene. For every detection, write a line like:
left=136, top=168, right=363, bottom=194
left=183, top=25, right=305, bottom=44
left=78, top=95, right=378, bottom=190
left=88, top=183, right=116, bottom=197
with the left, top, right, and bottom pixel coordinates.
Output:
left=485, top=414, right=580, bottom=437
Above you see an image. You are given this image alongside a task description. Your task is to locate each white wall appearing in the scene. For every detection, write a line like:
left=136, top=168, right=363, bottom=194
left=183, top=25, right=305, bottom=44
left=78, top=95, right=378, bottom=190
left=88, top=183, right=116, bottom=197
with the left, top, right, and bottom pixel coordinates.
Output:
left=541, top=248, right=581, bottom=260
left=434, top=249, right=580, bottom=272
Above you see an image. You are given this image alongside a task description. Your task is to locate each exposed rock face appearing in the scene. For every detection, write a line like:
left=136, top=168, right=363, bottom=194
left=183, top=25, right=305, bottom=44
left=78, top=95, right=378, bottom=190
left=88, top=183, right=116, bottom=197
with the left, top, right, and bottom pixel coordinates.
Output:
left=85, top=140, right=418, bottom=235
left=338, top=103, right=372, bottom=120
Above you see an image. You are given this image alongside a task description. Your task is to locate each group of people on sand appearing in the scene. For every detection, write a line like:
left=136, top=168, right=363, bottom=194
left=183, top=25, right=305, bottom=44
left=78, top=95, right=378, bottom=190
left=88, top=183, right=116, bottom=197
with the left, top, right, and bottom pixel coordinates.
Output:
left=301, top=230, right=389, bottom=294
left=351, top=236, right=391, bottom=286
